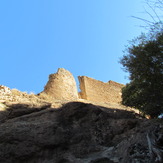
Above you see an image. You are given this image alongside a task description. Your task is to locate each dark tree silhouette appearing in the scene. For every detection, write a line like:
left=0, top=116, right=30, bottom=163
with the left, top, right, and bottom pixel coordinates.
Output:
left=120, top=27, right=163, bottom=118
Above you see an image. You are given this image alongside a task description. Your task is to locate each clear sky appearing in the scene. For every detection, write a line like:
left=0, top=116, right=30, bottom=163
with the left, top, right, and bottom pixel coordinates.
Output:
left=1, top=0, right=149, bottom=93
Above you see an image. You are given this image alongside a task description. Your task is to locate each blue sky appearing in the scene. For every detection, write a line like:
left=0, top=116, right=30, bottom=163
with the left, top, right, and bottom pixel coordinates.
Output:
left=1, top=0, right=148, bottom=93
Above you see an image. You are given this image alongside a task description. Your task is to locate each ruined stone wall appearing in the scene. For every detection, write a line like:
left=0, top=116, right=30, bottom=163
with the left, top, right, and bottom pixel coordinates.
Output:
left=42, top=68, right=78, bottom=100
left=78, top=76, right=124, bottom=103
left=40, top=68, right=124, bottom=103
left=1, top=68, right=124, bottom=104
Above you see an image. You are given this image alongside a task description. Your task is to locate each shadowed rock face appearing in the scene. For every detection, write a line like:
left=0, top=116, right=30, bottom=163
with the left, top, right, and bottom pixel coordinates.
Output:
left=0, top=102, right=162, bottom=163
left=42, top=68, right=78, bottom=100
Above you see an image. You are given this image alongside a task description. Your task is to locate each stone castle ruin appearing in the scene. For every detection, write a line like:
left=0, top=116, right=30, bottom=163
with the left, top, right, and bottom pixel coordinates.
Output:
left=78, top=76, right=124, bottom=103
left=42, top=68, right=79, bottom=100
left=41, top=68, right=124, bottom=103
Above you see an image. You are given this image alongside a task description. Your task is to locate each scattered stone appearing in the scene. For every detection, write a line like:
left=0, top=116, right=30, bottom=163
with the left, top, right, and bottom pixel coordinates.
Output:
left=0, top=103, right=7, bottom=111
left=0, top=85, right=11, bottom=95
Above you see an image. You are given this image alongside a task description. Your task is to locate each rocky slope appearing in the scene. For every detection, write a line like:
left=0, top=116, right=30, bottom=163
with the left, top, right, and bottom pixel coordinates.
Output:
left=0, top=86, right=162, bottom=163
left=0, top=101, right=162, bottom=163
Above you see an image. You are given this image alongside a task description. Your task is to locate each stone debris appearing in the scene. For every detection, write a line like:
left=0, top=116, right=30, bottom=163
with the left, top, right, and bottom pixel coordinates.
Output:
left=0, top=103, right=7, bottom=111
left=0, top=85, right=49, bottom=107
left=0, top=85, right=11, bottom=95
left=0, top=85, right=12, bottom=102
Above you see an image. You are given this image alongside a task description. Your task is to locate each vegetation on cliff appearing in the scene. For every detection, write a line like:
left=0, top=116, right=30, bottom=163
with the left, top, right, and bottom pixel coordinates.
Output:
left=120, top=25, right=163, bottom=118
left=120, top=0, right=163, bottom=118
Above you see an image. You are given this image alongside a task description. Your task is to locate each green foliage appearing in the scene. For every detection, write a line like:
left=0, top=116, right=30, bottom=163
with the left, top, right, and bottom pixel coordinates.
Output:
left=120, top=27, right=163, bottom=118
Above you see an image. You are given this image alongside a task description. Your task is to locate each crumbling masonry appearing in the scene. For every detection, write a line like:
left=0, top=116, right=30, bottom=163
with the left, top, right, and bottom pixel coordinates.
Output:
left=41, top=68, right=124, bottom=103
left=78, top=76, right=124, bottom=103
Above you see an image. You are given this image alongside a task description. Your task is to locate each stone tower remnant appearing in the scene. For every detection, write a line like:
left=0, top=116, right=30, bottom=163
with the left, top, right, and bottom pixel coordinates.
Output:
left=42, top=68, right=78, bottom=100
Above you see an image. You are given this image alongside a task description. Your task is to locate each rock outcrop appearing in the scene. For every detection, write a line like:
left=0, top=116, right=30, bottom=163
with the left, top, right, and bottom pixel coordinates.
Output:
left=0, top=85, right=49, bottom=107
left=0, top=85, right=12, bottom=99
left=0, top=69, right=162, bottom=163
left=41, top=68, right=78, bottom=100
left=0, top=102, right=162, bottom=163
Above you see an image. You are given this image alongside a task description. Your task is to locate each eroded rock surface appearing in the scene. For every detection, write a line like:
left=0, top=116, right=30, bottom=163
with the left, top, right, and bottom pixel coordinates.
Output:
left=0, top=102, right=162, bottom=163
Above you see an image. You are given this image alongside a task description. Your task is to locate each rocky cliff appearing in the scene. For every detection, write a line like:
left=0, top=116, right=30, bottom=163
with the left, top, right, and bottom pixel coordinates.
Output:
left=0, top=99, right=162, bottom=162
left=0, top=69, right=162, bottom=163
